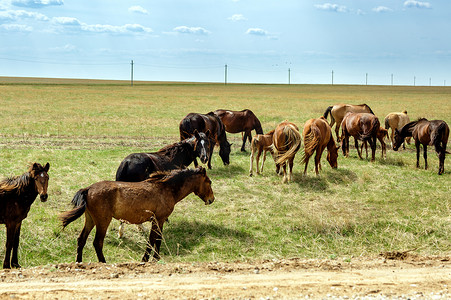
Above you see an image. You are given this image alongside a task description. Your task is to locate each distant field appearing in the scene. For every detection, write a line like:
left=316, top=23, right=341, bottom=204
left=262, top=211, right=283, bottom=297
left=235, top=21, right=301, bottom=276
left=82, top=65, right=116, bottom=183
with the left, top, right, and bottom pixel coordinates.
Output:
left=0, top=78, right=450, bottom=267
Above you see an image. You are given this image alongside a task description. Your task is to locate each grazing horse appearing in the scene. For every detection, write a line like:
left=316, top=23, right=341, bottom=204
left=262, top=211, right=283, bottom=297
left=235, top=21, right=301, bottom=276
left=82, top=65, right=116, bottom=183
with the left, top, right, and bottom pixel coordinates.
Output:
left=341, top=112, right=380, bottom=162
left=385, top=111, right=411, bottom=148
left=60, top=167, right=214, bottom=263
left=323, top=103, right=374, bottom=141
left=272, top=121, right=302, bottom=183
left=302, top=117, right=339, bottom=176
left=249, top=129, right=275, bottom=176
left=360, top=127, right=388, bottom=159
left=0, top=162, right=50, bottom=269
left=179, top=112, right=231, bottom=169
left=214, top=109, right=263, bottom=152
left=393, top=118, right=449, bottom=175
left=115, top=130, right=210, bottom=237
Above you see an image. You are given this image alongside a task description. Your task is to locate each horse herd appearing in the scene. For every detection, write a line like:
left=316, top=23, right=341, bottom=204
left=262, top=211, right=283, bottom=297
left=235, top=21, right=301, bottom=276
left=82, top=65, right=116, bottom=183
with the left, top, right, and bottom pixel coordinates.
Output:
left=0, top=106, right=449, bottom=269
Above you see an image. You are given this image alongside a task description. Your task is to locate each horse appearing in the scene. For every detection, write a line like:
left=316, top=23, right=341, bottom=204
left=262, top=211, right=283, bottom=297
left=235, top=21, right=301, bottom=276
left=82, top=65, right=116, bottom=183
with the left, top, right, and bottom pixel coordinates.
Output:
left=249, top=129, right=275, bottom=176
left=385, top=111, right=411, bottom=149
left=214, top=109, right=263, bottom=152
left=323, top=103, right=374, bottom=141
left=340, top=112, right=381, bottom=162
left=360, top=127, right=388, bottom=159
left=302, top=117, right=339, bottom=176
left=0, top=162, right=50, bottom=269
left=59, top=167, right=214, bottom=263
left=271, top=121, right=302, bottom=183
left=115, top=130, right=210, bottom=238
left=393, top=118, right=449, bottom=175
left=179, top=112, right=231, bottom=169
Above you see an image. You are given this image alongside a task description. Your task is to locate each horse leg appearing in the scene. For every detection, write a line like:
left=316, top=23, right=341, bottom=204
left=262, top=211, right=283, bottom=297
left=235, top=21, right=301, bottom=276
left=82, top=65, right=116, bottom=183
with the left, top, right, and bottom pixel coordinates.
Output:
left=303, top=153, right=310, bottom=176
left=255, top=149, right=262, bottom=174
left=288, top=158, right=294, bottom=182
left=153, top=222, right=165, bottom=261
left=241, top=132, right=247, bottom=152
left=355, top=138, right=362, bottom=159
left=370, top=136, right=376, bottom=162
left=11, top=222, right=22, bottom=268
left=93, top=220, right=110, bottom=263
left=315, top=147, right=325, bottom=175
left=282, top=163, right=288, bottom=183
left=260, top=150, right=267, bottom=173
left=415, top=141, right=421, bottom=168
left=249, top=148, right=255, bottom=176
left=76, top=213, right=95, bottom=263
left=423, top=145, right=428, bottom=170
left=3, top=223, right=19, bottom=269
left=143, top=219, right=163, bottom=262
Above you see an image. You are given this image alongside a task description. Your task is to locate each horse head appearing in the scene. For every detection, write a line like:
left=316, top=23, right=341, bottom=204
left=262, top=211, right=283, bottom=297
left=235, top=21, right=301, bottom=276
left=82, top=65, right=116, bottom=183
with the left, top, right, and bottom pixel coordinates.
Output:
left=392, top=129, right=404, bottom=151
left=193, top=130, right=210, bottom=164
left=194, top=167, right=215, bottom=205
left=327, top=144, right=339, bottom=169
left=30, top=162, right=50, bottom=202
left=219, top=140, right=232, bottom=165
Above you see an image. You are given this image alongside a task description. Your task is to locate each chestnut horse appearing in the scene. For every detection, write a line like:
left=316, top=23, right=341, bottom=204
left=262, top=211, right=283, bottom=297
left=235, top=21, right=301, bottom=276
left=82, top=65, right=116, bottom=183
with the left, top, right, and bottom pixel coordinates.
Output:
left=302, top=117, right=339, bottom=176
left=341, top=112, right=380, bottom=162
left=214, top=109, right=263, bottom=152
left=272, top=121, right=302, bottom=183
left=0, top=162, right=50, bottom=269
left=393, top=118, right=449, bottom=175
left=249, top=129, right=275, bottom=176
left=180, top=112, right=231, bottom=169
left=323, top=103, right=374, bottom=141
left=360, top=127, right=388, bottom=159
left=385, top=111, right=411, bottom=148
left=60, top=167, right=214, bottom=263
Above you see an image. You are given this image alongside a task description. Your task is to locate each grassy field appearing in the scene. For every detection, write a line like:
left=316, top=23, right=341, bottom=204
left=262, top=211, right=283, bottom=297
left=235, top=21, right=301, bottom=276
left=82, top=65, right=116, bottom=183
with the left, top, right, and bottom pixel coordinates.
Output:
left=0, top=78, right=450, bottom=267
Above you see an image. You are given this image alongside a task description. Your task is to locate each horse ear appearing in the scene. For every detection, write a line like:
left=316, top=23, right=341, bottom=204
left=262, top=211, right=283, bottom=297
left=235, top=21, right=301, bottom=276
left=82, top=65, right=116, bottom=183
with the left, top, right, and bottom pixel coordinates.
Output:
left=44, top=162, right=50, bottom=172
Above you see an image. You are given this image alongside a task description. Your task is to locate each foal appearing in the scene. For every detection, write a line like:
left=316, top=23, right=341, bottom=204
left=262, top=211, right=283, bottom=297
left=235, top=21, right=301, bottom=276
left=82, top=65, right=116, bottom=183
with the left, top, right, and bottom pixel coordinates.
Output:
left=249, top=129, right=275, bottom=176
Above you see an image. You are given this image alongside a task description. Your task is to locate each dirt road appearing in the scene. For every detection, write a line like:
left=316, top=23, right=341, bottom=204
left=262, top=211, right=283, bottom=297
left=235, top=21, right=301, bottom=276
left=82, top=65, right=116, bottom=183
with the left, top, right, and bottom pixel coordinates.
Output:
left=0, top=255, right=449, bottom=299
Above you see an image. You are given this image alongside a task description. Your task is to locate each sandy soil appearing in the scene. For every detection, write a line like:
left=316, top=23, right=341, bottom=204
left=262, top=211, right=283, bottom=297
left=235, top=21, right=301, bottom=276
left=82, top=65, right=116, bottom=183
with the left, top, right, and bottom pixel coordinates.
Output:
left=0, top=254, right=449, bottom=299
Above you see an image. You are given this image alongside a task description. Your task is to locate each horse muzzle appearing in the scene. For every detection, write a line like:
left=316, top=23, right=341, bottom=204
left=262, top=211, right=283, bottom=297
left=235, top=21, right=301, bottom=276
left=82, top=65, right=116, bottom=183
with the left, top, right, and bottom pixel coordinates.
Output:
left=200, top=155, right=209, bottom=164
left=40, top=194, right=48, bottom=202
left=205, top=197, right=215, bottom=205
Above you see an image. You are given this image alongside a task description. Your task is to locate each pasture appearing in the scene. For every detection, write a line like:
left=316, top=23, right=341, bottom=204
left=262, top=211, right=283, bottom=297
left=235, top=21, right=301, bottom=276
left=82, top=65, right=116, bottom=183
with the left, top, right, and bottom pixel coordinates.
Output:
left=0, top=78, right=450, bottom=267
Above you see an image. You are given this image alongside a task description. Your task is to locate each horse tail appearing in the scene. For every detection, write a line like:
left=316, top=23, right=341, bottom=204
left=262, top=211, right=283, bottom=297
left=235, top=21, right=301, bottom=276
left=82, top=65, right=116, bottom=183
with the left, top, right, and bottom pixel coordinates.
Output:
left=384, top=117, right=390, bottom=130
left=323, top=106, right=334, bottom=122
left=59, top=188, right=88, bottom=228
left=275, top=125, right=302, bottom=165
left=301, top=126, right=320, bottom=164
left=432, top=122, right=449, bottom=155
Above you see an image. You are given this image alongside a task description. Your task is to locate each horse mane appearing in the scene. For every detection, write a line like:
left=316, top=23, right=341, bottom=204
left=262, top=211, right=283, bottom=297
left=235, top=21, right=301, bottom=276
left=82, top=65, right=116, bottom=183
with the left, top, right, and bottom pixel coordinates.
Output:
left=156, top=138, right=194, bottom=157
left=265, top=129, right=275, bottom=136
left=400, top=119, right=425, bottom=136
left=362, top=104, right=374, bottom=115
left=145, top=168, right=200, bottom=186
left=0, top=172, right=31, bottom=195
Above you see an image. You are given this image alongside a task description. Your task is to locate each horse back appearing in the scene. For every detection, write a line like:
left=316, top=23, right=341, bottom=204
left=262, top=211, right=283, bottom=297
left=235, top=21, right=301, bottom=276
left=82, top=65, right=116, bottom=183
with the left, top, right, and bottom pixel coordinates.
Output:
left=116, top=153, right=158, bottom=182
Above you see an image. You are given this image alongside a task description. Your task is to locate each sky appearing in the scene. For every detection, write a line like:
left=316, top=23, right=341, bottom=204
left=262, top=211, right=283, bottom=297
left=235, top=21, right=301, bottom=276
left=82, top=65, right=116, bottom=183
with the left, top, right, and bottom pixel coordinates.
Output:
left=0, top=0, right=450, bottom=85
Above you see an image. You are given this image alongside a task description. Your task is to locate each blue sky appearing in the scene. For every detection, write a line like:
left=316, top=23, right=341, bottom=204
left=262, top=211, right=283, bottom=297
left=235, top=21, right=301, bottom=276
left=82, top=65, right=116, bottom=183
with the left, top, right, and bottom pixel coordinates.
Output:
left=0, top=0, right=450, bottom=85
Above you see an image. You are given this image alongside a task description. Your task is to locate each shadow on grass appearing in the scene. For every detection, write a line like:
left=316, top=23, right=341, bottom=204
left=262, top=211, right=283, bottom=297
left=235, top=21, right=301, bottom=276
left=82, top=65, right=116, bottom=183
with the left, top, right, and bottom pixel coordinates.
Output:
left=376, top=157, right=406, bottom=167
left=291, top=167, right=357, bottom=191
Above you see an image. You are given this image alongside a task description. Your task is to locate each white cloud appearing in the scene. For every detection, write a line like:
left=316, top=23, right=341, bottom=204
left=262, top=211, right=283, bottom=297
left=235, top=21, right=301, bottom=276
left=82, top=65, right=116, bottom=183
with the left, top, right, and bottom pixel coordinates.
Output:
left=52, top=17, right=153, bottom=34
left=173, top=26, right=210, bottom=35
left=12, top=0, right=63, bottom=8
left=0, top=9, right=49, bottom=22
left=403, top=0, right=431, bottom=9
left=373, top=6, right=392, bottom=13
left=0, top=23, right=33, bottom=32
left=315, top=3, right=348, bottom=13
left=228, top=14, right=247, bottom=22
left=246, top=28, right=268, bottom=36
left=129, top=6, right=148, bottom=15
left=52, top=16, right=81, bottom=26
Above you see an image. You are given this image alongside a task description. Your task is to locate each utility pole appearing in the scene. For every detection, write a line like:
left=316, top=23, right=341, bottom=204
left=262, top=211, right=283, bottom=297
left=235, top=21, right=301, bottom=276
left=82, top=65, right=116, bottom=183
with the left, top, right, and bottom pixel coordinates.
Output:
left=288, top=68, right=291, bottom=85
left=224, top=64, right=228, bottom=85
left=331, top=70, right=334, bottom=85
left=130, top=60, right=134, bottom=87
left=365, top=73, right=368, bottom=85
left=429, top=77, right=431, bottom=86
left=414, top=76, right=416, bottom=86
left=391, top=74, right=393, bottom=86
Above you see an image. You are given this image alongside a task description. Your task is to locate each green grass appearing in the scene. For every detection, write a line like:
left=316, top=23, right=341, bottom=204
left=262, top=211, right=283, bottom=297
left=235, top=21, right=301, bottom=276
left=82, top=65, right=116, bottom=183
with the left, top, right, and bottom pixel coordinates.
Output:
left=0, top=79, right=450, bottom=267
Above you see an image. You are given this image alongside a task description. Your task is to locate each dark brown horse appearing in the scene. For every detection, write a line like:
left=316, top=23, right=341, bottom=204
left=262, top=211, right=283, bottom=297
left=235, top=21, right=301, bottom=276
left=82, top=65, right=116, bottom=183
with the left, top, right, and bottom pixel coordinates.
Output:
left=249, top=129, right=275, bottom=176
left=214, top=109, right=263, bottom=152
left=116, top=131, right=210, bottom=182
left=272, top=121, right=302, bottom=183
left=179, top=112, right=231, bottom=169
left=0, top=162, right=50, bottom=269
left=393, top=118, right=449, bottom=175
left=302, top=117, right=339, bottom=176
left=341, top=112, right=380, bottom=162
left=60, top=167, right=214, bottom=263
left=360, top=127, right=388, bottom=159
left=324, top=103, right=374, bottom=141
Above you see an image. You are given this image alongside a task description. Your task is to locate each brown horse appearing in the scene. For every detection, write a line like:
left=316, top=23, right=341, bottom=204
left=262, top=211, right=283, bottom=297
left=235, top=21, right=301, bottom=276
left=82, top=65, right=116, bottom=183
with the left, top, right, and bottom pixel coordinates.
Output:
left=0, top=162, right=50, bottom=269
left=179, top=112, right=231, bottom=169
left=60, top=167, right=214, bottom=263
left=214, top=109, right=263, bottom=152
left=360, top=127, right=388, bottom=159
left=272, top=121, right=302, bottom=183
left=323, top=103, right=374, bottom=141
left=341, top=112, right=380, bottom=162
left=302, top=117, right=339, bottom=176
left=393, top=118, right=449, bottom=175
left=249, top=129, right=275, bottom=176
left=385, top=111, right=411, bottom=148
